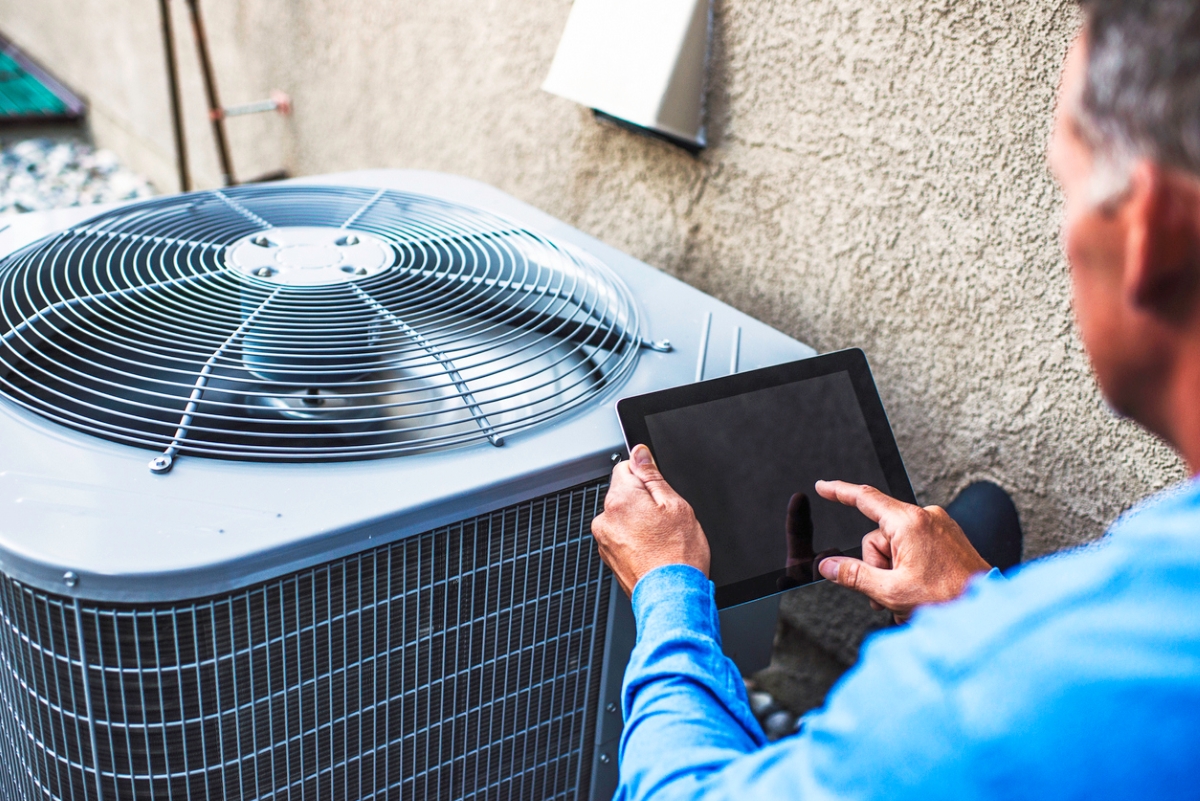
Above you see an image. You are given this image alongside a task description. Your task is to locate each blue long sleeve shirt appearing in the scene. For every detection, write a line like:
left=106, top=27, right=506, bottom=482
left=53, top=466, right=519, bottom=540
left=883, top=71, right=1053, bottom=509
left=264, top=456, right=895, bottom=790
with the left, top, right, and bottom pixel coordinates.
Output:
left=617, top=478, right=1200, bottom=800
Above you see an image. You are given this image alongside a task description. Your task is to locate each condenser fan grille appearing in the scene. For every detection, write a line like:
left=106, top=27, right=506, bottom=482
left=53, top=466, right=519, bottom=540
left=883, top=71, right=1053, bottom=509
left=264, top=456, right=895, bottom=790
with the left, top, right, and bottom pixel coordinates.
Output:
left=0, top=186, right=642, bottom=469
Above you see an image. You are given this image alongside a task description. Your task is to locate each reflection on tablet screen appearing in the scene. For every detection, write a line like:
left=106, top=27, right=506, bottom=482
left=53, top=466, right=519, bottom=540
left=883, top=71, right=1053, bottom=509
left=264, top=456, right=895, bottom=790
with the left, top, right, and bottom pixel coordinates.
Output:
left=644, top=370, right=890, bottom=606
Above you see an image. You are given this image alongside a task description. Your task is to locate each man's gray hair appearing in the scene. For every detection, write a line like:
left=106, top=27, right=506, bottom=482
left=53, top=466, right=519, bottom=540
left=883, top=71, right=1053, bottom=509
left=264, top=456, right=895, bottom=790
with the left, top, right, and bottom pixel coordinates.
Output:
left=1078, top=0, right=1200, bottom=202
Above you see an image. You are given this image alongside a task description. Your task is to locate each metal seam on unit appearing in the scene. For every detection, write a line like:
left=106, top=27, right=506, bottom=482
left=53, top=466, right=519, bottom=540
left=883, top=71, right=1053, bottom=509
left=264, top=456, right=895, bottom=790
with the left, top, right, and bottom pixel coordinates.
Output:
left=72, top=598, right=106, bottom=801
left=353, top=284, right=505, bottom=447
left=695, top=311, right=712, bottom=382
left=730, top=325, right=741, bottom=374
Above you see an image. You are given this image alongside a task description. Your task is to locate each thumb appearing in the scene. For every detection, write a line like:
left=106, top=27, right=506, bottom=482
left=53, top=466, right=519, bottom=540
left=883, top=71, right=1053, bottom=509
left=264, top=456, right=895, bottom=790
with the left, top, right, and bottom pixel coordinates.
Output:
left=818, top=556, right=896, bottom=606
left=629, top=445, right=676, bottom=505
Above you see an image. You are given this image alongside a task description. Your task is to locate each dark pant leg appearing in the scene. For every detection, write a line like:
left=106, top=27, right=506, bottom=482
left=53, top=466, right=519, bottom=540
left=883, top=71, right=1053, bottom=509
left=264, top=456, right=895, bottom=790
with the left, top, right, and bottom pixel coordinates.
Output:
left=944, top=481, right=1023, bottom=571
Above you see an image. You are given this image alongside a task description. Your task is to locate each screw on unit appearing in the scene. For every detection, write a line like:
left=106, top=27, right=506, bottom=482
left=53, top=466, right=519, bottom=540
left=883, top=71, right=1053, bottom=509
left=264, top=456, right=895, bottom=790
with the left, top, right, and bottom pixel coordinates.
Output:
left=599, top=753, right=611, bottom=764
left=149, top=455, right=174, bottom=474
left=610, top=453, right=621, bottom=463
left=606, top=702, right=618, bottom=713
left=641, top=338, right=673, bottom=352
left=62, top=571, right=78, bottom=588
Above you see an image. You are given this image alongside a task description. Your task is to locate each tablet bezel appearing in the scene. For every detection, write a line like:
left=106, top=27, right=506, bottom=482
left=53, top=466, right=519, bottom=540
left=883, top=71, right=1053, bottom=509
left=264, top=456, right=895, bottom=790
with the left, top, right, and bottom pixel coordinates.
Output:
left=616, top=348, right=916, bottom=608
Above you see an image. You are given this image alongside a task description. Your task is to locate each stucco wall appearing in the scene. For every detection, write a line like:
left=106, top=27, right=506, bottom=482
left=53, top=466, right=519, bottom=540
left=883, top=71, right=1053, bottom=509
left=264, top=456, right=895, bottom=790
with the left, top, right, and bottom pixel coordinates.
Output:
left=0, top=0, right=1185, bottom=653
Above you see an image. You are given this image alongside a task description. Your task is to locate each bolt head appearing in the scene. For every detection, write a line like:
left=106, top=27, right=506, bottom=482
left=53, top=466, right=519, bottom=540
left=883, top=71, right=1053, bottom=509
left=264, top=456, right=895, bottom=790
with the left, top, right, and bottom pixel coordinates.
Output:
left=599, top=753, right=611, bottom=764
left=605, top=702, right=618, bottom=713
left=62, top=571, right=78, bottom=588
left=149, top=455, right=173, bottom=474
left=642, top=339, right=673, bottom=353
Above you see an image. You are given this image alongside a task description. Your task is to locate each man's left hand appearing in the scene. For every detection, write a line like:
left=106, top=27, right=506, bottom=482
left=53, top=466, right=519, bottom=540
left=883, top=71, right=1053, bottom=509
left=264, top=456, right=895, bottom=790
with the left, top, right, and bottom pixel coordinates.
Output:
left=591, top=444, right=711, bottom=597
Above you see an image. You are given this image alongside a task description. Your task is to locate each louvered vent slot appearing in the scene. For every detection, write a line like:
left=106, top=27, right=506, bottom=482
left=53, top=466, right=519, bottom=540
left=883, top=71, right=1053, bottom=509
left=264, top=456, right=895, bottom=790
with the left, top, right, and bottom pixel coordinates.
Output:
left=0, top=186, right=640, bottom=470
left=0, top=479, right=611, bottom=801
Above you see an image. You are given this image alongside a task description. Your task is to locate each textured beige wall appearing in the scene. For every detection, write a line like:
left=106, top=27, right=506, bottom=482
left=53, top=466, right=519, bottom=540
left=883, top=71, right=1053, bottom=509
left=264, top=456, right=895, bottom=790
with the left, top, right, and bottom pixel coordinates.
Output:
left=0, top=0, right=1184, bottom=557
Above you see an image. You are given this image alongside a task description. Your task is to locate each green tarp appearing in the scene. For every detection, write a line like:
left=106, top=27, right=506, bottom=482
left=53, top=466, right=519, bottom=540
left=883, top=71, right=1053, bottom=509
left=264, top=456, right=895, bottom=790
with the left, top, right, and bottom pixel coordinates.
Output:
left=0, top=37, right=84, bottom=121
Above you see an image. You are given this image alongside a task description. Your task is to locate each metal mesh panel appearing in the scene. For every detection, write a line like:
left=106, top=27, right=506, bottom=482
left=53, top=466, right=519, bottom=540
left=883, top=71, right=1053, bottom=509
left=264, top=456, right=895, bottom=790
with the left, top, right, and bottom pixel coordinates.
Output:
left=0, top=479, right=611, bottom=801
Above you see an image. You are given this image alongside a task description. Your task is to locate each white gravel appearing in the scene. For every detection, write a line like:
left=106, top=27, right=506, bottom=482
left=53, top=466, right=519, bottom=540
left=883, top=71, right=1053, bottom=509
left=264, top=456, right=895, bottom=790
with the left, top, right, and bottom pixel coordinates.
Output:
left=0, top=138, right=155, bottom=217
left=745, top=683, right=800, bottom=741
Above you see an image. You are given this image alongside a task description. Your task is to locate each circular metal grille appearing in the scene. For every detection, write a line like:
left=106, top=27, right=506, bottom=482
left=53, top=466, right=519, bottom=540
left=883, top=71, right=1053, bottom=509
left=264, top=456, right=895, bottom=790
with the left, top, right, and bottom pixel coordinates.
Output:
left=0, top=185, right=643, bottom=469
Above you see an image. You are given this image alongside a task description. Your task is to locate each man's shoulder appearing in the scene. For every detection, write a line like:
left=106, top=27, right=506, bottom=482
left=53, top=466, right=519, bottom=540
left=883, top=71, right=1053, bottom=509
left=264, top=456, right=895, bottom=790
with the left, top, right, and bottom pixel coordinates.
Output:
left=919, top=476, right=1200, bottom=657
left=913, top=486, right=1200, bottom=674
left=844, top=477, right=1200, bottom=715
left=1107, top=473, right=1200, bottom=543
left=1008, top=475, right=1200, bottom=631
left=800, top=484, right=1200, bottom=798
left=919, top=481, right=1199, bottom=731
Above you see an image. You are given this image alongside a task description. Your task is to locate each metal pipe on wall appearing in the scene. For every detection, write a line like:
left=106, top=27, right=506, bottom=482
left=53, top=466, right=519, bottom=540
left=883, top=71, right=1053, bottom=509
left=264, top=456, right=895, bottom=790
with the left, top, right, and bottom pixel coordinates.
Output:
left=184, top=0, right=236, bottom=186
left=158, top=0, right=190, bottom=192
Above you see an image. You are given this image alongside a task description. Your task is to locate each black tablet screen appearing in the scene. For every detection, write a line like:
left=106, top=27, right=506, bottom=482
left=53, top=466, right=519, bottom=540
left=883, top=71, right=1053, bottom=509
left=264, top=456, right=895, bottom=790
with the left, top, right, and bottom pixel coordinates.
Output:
left=643, top=370, right=891, bottom=606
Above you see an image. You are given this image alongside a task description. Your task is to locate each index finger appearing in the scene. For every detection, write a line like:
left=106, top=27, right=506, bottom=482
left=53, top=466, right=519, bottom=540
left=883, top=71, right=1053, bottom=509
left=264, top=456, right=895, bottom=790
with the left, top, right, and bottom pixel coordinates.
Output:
left=815, top=480, right=915, bottom=525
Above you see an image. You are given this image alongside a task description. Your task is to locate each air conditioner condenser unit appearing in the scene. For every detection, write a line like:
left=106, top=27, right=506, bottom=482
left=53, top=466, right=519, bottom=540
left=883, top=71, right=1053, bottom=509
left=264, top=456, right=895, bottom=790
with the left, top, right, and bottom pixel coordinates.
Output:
left=0, top=170, right=814, bottom=801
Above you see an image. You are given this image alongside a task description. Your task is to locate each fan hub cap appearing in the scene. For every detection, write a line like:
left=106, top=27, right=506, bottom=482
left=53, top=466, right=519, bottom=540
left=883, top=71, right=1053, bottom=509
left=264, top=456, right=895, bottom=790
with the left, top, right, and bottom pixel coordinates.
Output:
left=227, top=226, right=392, bottom=285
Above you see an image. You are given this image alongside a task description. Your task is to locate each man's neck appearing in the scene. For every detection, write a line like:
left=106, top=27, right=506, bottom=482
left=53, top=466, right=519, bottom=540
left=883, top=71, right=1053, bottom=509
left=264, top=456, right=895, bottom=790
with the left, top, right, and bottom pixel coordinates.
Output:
left=1163, top=339, right=1200, bottom=475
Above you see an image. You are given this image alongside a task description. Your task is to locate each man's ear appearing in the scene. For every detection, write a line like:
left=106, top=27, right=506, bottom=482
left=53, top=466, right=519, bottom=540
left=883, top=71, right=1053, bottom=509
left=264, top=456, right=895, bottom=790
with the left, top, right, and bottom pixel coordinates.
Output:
left=1123, top=161, right=1200, bottom=324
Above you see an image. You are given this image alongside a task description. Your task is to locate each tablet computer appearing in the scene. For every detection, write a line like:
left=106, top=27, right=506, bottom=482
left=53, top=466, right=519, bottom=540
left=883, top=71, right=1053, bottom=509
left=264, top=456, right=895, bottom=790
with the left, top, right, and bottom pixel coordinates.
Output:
left=616, top=348, right=914, bottom=608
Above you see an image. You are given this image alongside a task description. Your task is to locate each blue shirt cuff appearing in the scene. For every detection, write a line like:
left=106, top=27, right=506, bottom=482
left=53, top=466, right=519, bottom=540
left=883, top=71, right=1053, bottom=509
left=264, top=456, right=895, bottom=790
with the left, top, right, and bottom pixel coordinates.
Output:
left=631, top=564, right=722, bottom=646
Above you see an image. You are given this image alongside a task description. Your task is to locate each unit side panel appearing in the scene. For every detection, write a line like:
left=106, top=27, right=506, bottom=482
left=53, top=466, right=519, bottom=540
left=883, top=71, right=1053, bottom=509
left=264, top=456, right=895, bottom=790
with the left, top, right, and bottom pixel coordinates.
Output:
left=0, top=478, right=613, bottom=801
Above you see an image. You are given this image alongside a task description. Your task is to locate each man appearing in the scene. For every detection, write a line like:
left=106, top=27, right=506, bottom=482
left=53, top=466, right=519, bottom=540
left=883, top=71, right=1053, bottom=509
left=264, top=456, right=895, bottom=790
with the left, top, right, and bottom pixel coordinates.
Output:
left=590, top=1, right=1200, bottom=798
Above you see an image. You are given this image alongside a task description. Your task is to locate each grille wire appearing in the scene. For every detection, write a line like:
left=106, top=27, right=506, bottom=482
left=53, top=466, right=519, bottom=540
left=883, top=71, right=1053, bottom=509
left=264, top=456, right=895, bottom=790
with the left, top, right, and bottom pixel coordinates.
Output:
left=0, top=186, right=643, bottom=471
left=0, top=480, right=612, bottom=801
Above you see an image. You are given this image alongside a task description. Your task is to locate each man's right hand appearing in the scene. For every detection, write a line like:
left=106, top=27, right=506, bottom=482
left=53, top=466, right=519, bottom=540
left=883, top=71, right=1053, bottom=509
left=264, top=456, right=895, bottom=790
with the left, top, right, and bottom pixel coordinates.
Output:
left=815, top=481, right=992, bottom=623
